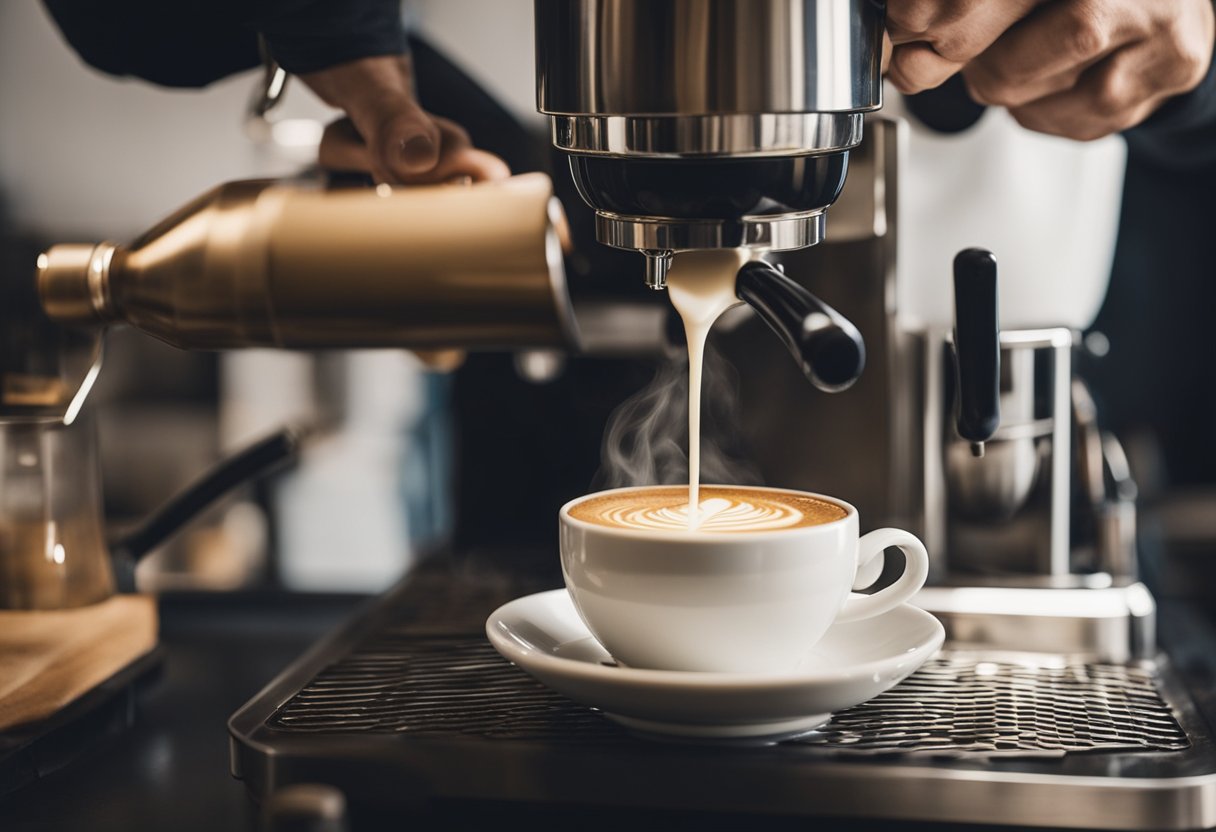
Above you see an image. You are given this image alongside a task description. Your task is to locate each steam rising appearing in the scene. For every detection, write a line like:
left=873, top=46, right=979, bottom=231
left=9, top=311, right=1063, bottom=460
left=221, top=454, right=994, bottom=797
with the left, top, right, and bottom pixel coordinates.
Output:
left=594, top=342, right=761, bottom=490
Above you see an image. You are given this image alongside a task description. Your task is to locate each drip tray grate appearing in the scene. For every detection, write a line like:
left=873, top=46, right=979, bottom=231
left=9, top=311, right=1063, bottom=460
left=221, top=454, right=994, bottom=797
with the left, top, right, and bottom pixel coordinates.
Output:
left=267, top=632, right=1189, bottom=758
left=233, top=561, right=1216, bottom=829
left=800, top=653, right=1190, bottom=757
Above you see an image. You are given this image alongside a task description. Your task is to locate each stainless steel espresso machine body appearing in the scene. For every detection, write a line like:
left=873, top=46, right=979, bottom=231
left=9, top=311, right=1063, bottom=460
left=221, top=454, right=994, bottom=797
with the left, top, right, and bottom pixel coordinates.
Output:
left=424, top=2, right=1216, bottom=827
left=530, top=1, right=1138, bottom=613
left=536, top=0, right=882, bottom=394
left=536, top=0, right=884, bottom=287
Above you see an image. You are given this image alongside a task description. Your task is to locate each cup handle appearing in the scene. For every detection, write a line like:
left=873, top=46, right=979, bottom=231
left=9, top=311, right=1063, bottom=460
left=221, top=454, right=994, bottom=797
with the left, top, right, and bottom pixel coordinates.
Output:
left=836, top=528, right=930, bottom=622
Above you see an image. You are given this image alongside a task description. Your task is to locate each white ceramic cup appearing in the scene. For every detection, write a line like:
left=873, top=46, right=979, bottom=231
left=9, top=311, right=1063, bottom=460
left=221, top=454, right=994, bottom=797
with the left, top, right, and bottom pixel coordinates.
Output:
left=559, top=485, right=930, bottom=673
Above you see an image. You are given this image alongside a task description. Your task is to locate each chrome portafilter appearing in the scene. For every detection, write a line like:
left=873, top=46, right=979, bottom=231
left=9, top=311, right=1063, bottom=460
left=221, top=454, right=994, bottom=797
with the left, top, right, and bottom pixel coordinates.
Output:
left=534, top=0, right=885, bottom=389
left=566, top=152, right=850, bottom=291
left=561, top=151, right=869, bottom=392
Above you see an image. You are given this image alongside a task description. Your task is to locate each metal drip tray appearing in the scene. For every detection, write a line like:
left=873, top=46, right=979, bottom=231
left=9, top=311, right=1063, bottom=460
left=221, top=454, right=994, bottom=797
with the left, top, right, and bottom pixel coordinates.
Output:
left=230, top=551, right=1216, bottom=830
left=267, top=637, right=1188, bottom=759
left=803, top=653, right=1189, bottom=758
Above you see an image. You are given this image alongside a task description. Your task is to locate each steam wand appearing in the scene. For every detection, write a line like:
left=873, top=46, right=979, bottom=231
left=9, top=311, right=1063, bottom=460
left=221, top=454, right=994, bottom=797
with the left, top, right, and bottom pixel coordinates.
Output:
left=735, top=261, right=866, bottom=393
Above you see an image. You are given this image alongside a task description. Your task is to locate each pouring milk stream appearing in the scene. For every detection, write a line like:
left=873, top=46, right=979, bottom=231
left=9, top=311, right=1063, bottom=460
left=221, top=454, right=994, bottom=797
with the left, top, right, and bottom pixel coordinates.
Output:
left=665, top=249, right=754, bottom=530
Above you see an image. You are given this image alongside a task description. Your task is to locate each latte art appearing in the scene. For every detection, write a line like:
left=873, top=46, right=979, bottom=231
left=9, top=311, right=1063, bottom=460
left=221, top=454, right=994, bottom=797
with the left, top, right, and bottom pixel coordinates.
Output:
left=569, top=486, right=847, bottom=533
left=605, top=497, right=804, bottom=532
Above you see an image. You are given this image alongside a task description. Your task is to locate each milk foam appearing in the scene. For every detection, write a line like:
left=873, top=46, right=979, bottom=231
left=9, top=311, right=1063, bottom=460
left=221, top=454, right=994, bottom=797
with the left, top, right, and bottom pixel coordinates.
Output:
left=603, top=496, right=805, bottom=532
left=569, top=487, right=848, bottom=532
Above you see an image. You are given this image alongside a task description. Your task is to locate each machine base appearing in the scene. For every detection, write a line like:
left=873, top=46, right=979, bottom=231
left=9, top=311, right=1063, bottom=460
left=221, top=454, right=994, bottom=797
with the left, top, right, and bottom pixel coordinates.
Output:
left=229, top=551, right=1216, bottom=830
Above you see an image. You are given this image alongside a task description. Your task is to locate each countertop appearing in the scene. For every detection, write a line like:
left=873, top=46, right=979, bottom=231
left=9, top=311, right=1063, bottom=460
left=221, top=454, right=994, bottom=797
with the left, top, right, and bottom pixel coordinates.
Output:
left=3, top=581, right=1215, bottom=832
left=2, top=590, right=368, bottom=832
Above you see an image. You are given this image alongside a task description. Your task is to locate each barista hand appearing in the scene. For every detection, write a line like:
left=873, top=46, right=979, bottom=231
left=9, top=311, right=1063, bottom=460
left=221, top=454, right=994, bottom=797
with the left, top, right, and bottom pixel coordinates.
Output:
left=886, top=0, right=1215, bottom=140
left=300, top=54, right=510, bottom=184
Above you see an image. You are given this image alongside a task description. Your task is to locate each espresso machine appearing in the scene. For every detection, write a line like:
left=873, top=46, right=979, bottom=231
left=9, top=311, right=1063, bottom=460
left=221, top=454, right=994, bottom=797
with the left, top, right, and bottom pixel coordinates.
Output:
left=229, top=2, right=1216, bottom=830
left=8, top=1, right=1216, bottom=829
left=534, top=0, right=880, bottom=393
left=531, top=1, right=1144, bottom=640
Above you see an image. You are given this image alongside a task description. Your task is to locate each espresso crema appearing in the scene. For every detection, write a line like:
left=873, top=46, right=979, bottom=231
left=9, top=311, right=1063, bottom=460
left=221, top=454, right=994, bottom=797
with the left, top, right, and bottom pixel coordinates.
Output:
left=568, top=486, right=846, bottom=533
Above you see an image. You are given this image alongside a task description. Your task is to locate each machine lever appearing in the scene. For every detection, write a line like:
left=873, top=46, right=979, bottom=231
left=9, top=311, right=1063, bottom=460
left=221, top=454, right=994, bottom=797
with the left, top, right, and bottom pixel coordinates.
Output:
left=952, top=248, right=1002, bottom=456
left=736, top=261, right=865, bottom=393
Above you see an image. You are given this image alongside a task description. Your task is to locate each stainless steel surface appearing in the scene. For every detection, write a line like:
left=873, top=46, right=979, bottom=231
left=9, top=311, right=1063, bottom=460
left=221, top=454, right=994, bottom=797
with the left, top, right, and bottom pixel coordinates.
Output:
left=536, top=0, right=884, bottom=158
left=536, top=0, right=884, bottom=278
left=642, top=249, right=672, bottom=290
left=946, top=427, right=1044, bottom=521
left=1075, top=375, right=1141, bottom=580
left=1047, top=332, right=1074, bottom=576
left=719, top=117, right=911, bottom=530
left=1075, top=377, right=1109, bottom=509
left=551, top=113, right=864, bottom=158
left=230, top=561, right=1216, bottom=832
left=1098, top=431, right=1140, bottom=578
left=801, top=650, right=1187, bottom=756
left=268, top=636, right=1186, bottom=755
left=936, top=329, right=1076, bottom=577
left=914, top=583, right=1157, bottom=663
left=719, top=116, right=1133, bottom=598
left=946, top=343, right=1044, bottom=522
left=596, top=210, right=826, bottom=252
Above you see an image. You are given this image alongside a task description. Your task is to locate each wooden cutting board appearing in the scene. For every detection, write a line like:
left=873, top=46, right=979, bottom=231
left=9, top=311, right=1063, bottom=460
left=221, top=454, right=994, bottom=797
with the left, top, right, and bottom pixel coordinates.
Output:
left=0, top=594, right=158, bottom=732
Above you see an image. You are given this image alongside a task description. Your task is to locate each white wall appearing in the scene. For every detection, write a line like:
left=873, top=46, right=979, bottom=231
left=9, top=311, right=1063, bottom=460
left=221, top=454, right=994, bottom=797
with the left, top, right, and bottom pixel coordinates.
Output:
left=0, top=3, right=340, bottom=239
left=0, top=1, right=539, bottom=240
left=408, top=0, right=542, bottom=127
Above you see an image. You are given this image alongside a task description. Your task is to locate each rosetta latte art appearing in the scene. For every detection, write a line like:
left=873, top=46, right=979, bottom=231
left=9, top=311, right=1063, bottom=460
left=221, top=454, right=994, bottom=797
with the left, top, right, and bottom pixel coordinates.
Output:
left=569, top=486, right=847, bottom=533
left=604, top=497, right=803, bottom=532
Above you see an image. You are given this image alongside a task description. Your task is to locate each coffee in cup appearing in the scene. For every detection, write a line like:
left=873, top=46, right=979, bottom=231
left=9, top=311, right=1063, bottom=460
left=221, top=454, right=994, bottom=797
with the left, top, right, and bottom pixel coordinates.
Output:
left=568, top=485, right=846, bottom=532
left=560, top=485, right=930, bottom=673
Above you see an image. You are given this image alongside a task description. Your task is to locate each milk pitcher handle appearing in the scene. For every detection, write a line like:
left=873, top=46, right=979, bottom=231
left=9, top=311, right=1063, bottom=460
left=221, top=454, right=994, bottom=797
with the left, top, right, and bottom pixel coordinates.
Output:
left=836, top=529, right=930, bottom=622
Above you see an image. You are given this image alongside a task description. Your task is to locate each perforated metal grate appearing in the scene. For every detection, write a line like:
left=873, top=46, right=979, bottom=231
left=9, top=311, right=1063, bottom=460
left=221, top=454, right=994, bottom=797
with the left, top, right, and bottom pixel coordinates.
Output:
left=797, top=654, right=1191, bottom=758
left=267, top=634, right=1190, bottom=758
left=270, top=634, right=621, bottom=741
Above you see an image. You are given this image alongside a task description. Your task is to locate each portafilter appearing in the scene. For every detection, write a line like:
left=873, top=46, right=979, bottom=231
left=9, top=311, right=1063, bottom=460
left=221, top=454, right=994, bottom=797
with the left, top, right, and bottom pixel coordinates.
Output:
left=535, top=0, right=884, bottom=391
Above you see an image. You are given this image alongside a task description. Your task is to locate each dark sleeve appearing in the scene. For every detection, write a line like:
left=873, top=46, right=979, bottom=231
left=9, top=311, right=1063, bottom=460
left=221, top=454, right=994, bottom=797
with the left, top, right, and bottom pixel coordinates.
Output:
left=42, top=0, right=261, bottom=88
left=41, top=0, right=407, bottom=89
left=1123, top=40, right=1216, bottom=171
left=253, top=0, right=409, bottom=76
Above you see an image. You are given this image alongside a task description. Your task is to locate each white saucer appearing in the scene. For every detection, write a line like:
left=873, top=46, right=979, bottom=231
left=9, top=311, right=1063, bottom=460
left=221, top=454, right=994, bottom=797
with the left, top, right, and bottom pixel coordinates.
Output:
left=485, top=589, right=944, bottom=743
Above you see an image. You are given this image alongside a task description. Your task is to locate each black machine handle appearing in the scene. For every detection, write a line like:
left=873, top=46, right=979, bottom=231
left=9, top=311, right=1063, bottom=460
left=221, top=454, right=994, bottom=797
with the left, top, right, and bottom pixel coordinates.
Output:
left=952, top=248, right=1001, bottom=456
left=736, top=261, right=866, bottom=393
left=109, top=426, right=304, bottom=591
